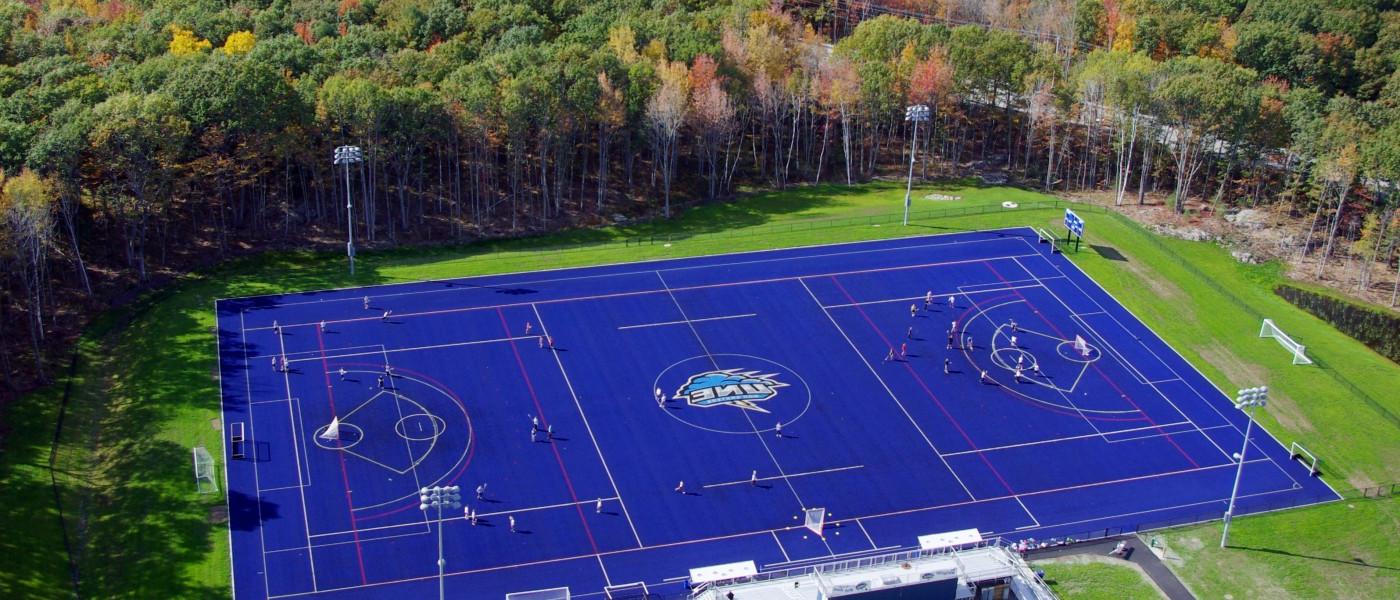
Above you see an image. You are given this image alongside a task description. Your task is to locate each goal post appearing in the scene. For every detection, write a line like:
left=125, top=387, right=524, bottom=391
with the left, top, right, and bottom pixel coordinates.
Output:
left=1073, top=334, right=1090, bottom=358
left=320, top=417, right=341, bottom=441
left=193, top=446, right=217, bottom=494
left=1289, top=442, right=1321, bottom=476
left=803, top=507, right=826, bottom=536
left=1259, top=319, right=1313, bottom=365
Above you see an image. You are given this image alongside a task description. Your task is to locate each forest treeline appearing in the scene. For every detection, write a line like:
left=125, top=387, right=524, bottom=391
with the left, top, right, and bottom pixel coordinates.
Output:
left=0, top=0, right=1399, bottom=393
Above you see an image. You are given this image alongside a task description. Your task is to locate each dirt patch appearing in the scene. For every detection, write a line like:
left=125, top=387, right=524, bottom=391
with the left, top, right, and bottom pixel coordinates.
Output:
left=1123, top=251, right=1190, bottom=306
left=1175, top=535, right=1204, bottom=552
left=1346, top=467, right=1379, bottom=492
left=1194, top=342, right=1318, bottom=434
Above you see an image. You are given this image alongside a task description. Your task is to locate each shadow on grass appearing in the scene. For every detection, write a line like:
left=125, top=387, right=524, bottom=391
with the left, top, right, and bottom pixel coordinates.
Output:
left=365, top=183, right=872, bottom=270
left=1230, top=545, right=1400, bottom=571
left=1091, top=244, right=1129, bottom=262
left=0, top=383, right=78, bottom=597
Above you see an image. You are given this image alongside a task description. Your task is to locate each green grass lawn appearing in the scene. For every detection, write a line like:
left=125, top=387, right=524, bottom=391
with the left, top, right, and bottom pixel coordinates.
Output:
left=1034, top=557, right=1165, bottom=599
left=1, top=179, right=1397, bottom=598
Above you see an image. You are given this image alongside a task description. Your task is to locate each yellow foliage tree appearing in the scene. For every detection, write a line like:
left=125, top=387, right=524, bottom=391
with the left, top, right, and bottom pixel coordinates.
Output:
left=169, top=25, right=212, bottom=55
left=607, top=25, right=639, bottom=64
left=222, top=31, right=257, bottom=55
left=1112, top=18, right=1135, bottom=52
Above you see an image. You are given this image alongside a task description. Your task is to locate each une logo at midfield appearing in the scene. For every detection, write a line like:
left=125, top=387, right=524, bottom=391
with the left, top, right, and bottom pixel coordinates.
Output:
left=674, top=369, right=787, bottom=413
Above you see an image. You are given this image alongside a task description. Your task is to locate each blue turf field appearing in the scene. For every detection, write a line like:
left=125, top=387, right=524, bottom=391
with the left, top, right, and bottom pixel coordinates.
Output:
left=216, top=228, right=1338, bottom=599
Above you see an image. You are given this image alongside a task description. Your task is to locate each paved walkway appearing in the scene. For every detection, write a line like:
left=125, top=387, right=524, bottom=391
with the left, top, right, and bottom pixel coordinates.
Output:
left=1027, top=535, right=1195, bottom=600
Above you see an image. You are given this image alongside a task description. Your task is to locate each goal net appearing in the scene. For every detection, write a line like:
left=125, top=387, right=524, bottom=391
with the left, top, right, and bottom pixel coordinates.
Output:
left=1290, top=442, right=1321, bottom=476
left=804, top=507, right=826, bottom=536
left=193, top=446, right=217, bottom=494
left=1259, top=319, right=1312, bottom=365
left=320, top=417, right=341, bottom=441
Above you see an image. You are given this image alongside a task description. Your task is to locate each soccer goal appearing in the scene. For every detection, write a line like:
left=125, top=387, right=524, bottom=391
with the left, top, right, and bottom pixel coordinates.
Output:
left=1289, top=442, right=1321, bottom=476
left=193, top=446, right=217, bottom=494
left=1259, top=319, right=1313, bottom=365
left=803, top=507, right=826, bottom=536
left=320, top=417, right=341, bottom=441
left=1073, top=334, right=1090, bottom=358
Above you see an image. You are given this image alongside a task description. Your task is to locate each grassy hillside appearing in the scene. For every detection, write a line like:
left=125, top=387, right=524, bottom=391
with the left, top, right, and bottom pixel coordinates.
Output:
left=1, top=180, right=1397, bottom=598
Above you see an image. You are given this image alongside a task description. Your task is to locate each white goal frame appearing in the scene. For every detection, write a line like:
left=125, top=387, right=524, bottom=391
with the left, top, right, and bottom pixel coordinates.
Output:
left=193, top=446, right=217, bottom=494
left=1289, top=442, right=1321, bottom=476
left=804, top=507, right=826, bottom=536
left=1259, top=319, right=1312, bottom=365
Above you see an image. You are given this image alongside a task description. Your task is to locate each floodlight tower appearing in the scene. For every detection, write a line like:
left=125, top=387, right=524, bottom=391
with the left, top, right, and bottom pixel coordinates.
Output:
left=1221, top=386, right=1268, bottom=548
left=420, top=485, right=461, bottom=600
left=334, top=145, right=364, bottom=275
left=902, top=104, right=930, bottom=226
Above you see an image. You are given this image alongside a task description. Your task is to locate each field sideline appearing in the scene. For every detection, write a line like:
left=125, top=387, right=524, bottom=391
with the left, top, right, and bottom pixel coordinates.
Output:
left=1, top=180, right=1397, bottom=598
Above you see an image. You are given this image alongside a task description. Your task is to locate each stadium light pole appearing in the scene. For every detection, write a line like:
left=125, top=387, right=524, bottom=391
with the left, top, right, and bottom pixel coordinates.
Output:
left=1221, top=386, right=1267, bottom=548
left=902, top=104, right=930, bottom=226
left=420, top=485, right=461, bottom=600
left=333, top=145, right=364, bottom=276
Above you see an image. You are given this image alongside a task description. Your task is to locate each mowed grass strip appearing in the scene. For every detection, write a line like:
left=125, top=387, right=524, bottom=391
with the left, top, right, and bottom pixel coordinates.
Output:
left=1, top=180, right=1396, bottom=598
left=1033, top=556, right=1166, bottom=600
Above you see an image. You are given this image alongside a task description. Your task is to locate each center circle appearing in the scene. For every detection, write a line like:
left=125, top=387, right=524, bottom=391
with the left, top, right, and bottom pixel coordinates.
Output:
left=654, top=353, right=812, bottom=435
left=394, top=413, right=447, bottom=442
left=990, top=347, right=1037, bottom=371
left=1056, top=340, right=1101, bottom=363
left=312, top=422, right=365, bottom=450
